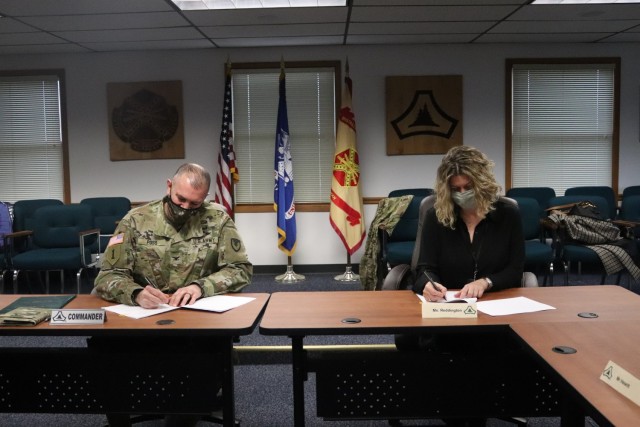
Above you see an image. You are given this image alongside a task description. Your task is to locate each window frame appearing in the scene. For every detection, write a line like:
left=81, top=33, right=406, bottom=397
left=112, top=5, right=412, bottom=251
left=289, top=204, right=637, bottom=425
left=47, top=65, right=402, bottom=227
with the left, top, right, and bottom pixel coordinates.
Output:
left=0, top=69, right=70, bottom=203
left=230, top=61, right=341, bottom=214
left=505, top=57, right=620, bottom=194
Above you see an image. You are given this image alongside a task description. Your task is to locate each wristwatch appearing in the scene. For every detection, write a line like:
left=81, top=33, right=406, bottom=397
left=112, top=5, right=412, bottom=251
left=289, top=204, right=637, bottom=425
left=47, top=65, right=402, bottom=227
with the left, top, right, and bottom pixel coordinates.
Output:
left=484, top=277, right=493, bottom=290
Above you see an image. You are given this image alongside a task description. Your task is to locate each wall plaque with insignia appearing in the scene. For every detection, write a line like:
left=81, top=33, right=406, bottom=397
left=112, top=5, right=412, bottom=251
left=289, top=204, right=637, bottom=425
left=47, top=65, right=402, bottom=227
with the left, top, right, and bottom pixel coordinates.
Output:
left=386, top=75, right=462, bottom=155
left=107, top=80, right=185, bottom=161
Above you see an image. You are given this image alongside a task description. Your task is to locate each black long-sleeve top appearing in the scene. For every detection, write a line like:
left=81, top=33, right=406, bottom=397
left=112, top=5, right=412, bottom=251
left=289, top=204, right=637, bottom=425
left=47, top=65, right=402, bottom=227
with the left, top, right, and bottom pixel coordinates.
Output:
left=412, top=200, right=525, bottom=294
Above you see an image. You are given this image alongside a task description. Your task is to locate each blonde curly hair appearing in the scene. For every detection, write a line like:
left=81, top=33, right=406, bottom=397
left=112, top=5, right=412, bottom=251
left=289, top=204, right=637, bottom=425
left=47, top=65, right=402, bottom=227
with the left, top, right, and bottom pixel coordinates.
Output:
left=434, top=146, right=501, bottom=229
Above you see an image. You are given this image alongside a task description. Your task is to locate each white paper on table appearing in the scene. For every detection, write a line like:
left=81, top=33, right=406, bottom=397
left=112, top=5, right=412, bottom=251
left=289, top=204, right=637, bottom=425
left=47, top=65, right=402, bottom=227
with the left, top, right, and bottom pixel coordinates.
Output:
left=103, top=304, right=178, bottom=319
left=103, top=295, right=256, bottom=319
left=184, top=295, right=255, bottom=313
left=416, top=292, right=477, bottom=304
left=477, top=296, right=555, bottom=316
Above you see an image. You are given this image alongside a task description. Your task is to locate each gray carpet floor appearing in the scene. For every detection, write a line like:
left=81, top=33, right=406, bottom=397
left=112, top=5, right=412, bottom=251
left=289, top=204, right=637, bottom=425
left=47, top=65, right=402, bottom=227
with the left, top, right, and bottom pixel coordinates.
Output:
left=0, top=268, right=632, bottom=426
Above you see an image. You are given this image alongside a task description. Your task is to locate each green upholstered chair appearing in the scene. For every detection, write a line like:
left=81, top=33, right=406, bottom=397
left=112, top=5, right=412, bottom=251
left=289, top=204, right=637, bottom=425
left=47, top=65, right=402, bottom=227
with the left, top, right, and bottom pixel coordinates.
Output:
left=80, top=197, right=131, bottom=250
left=565, top=186, right=617, bottom=220
left=9, top=204, right=99, bottom=294
left=510, top=196, right=554, bottom=285
left=506, top=187, right=556, bottom=212
left=545, top=195, right=616, bottom=285
left=0, top=201, right=13, bottom=293
left=622, top=185, right=640, bottom=199
left=619, top=195, right=640, bottom=239
left=379, top=188, right=434, bottom=271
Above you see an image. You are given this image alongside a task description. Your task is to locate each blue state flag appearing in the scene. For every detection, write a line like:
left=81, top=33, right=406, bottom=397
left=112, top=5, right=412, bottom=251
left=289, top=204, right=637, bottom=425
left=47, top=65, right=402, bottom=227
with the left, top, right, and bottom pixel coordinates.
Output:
left=274, top=68, right=297, bottom=255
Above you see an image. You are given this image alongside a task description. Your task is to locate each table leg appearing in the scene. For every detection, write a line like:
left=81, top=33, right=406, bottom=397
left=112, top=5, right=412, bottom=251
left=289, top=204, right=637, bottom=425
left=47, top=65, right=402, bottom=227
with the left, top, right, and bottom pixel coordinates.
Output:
left=292, top=336, right=306, bottom=427
left=221, top=337, right=236, bottom=427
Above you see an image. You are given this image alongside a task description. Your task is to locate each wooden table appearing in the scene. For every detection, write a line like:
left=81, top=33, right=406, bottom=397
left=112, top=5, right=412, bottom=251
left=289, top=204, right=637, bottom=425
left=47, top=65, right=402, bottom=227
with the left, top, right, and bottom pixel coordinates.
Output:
left=0, top=293, right=269, bottom=427
left=511, top=321, right=640, bottom=427
left=259, top=286, right=640, bottom=426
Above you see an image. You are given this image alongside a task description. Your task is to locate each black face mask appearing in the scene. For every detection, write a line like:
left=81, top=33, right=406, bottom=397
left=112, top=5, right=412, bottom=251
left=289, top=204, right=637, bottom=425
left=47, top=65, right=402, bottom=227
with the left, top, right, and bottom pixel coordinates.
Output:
left=163, top=195, right=200, bottom=228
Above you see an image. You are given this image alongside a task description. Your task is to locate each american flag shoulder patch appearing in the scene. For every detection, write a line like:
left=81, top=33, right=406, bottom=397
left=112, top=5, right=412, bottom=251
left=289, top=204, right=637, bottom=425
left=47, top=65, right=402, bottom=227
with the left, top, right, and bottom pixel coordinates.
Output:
left=108, top=233, right=124, bottom=247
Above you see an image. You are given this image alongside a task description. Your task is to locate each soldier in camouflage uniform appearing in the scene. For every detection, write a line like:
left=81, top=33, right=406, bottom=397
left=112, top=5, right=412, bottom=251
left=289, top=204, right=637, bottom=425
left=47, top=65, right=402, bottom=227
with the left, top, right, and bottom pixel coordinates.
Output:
left=92, top=163, right=252, bottom=427
left=94, top=162, right=252, bottom=308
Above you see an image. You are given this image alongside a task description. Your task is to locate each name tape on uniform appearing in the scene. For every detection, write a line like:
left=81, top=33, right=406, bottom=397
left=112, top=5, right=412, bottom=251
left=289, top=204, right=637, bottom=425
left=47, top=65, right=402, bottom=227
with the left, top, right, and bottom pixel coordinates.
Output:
left=50, top=309, right=106, bottom=325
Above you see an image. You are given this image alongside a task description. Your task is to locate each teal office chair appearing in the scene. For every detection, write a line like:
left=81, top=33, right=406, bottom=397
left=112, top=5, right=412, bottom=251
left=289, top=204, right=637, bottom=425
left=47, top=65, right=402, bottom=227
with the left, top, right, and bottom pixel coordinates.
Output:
left=80, top=197, right=131, bottom=250
left=619, top=195, right=640, bottom=239
left=506, top=187, right=556, bottom=212
left=622, top=185, right=640, bottom=199
left=0, top=201, right=13, bottom=293
left=545, top=195, right=617, bottom=285
left=510, top=197, right=554, bottom=285
left=9, top=204, right=100, bottom=294
left=565, top=186, right=617, bottom=220
left=11, top=199, right=64, bottom=253
left=379, top=188, right=434, bottom=273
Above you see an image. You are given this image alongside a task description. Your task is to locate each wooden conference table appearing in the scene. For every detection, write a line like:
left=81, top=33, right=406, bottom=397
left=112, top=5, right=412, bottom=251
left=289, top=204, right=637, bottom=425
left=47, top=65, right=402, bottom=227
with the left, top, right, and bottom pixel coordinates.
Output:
left=0, top=293, right=269, bottom=427
left=260, top=285, right=640, bottom=426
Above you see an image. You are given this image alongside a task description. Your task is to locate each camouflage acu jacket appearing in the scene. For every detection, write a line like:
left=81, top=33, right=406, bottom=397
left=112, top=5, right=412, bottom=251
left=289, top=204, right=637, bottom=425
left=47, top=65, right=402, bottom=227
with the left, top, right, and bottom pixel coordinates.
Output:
left=94, top=199, right=253, bottom=305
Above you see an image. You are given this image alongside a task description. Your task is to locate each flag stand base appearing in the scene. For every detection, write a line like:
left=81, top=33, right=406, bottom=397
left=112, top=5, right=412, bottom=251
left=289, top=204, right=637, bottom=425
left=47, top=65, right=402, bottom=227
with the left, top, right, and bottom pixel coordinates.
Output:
left=275, top=265, right=305, bottom=283
left=334, top=265, right=360, bottom=282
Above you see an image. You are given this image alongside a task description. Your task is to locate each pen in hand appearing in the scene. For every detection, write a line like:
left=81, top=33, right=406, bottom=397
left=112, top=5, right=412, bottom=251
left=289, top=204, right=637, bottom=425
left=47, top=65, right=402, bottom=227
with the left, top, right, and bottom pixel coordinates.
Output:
left=423, top=271, right=443, bottom=295
left=144, top=276, right=159, bottom=289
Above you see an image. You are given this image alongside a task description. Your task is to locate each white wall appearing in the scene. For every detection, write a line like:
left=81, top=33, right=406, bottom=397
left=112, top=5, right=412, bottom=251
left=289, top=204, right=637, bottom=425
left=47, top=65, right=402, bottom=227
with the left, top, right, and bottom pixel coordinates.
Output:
left=3, top=43, right=640, bottom=267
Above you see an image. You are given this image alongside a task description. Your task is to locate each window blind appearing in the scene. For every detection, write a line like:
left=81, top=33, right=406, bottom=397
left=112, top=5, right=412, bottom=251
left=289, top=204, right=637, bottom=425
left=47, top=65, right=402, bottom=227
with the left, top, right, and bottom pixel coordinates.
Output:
left=232, top=67, right=336, bottom=204
left=511, top=63, right=615, bottom=196
left=0, top=74, right=64, bottom=203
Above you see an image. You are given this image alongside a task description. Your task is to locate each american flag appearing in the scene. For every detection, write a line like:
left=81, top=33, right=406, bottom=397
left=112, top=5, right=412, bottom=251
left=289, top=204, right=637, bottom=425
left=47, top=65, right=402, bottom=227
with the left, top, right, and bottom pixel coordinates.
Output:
left=214, top=64, right=239, bottom=217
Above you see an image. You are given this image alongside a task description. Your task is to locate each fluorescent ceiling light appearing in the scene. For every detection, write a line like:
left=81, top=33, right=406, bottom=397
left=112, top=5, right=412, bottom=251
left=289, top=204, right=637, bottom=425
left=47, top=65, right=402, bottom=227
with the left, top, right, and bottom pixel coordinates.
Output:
left=172, top=0, right=346, bottom=10
left=532, top=1, right=640, bottom=3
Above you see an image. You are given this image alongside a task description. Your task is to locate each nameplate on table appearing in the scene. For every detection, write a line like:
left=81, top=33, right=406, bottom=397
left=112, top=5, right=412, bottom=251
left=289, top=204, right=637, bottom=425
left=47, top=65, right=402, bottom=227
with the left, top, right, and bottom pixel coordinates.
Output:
left=50, top=309, right=106, bottom=325
left=600, top=360, right=640, bottom=407
left=422, top=302, right=478, bottom=318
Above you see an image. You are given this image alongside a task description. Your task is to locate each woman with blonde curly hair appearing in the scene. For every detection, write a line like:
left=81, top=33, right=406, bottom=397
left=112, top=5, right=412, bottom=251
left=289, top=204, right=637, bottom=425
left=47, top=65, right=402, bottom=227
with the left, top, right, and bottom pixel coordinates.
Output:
left=414, top=145, right=524, bottom=301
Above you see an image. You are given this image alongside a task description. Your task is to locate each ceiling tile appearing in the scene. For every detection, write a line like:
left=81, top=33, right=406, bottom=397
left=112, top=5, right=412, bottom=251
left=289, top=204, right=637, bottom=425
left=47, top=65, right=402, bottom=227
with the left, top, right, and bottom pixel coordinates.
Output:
left=350, top=5, right=521, bottom=22
left=349, top=21, right=494, bottom=35
left=0, top=0, right=172, bottom=16
left=346, top=34, right=476, bottom=44
left=54, top=27, right=204, bottom=44
left=213, top=35, right=343, bottom=47
left=493, top=20, right=640, bottom=33
left=81, top=39, right=215, bottom=52
left=202, top=23, right=344, bottom=38
left=20, top=12, right=190, bottom=32
left=184, top=7, right=348, bottom=26
left=476, top=33, right=608, bottom=43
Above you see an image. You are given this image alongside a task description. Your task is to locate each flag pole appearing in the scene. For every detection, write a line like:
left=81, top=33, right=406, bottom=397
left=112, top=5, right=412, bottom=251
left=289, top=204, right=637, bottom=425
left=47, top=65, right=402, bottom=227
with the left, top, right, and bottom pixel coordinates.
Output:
left=334, top=252, right=360, bottom=282
left=275, top=256, right=305, bottom=283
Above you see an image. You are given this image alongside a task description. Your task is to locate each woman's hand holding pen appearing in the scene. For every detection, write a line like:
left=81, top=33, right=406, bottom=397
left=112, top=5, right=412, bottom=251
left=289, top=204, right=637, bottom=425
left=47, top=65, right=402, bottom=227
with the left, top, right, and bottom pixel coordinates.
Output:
left=423, top=271, right=446, bottom=302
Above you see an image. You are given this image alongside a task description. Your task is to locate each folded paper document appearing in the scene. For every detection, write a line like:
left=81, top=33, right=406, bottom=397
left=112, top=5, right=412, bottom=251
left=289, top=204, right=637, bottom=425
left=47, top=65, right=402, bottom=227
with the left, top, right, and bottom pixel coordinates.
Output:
left=0, top=307, right=51, bottom=326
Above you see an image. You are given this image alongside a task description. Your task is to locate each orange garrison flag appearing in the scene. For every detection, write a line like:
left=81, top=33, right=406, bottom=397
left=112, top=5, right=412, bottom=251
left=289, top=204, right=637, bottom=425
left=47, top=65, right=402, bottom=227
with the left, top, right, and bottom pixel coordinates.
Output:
left=329, top=63, right=365, bottom=255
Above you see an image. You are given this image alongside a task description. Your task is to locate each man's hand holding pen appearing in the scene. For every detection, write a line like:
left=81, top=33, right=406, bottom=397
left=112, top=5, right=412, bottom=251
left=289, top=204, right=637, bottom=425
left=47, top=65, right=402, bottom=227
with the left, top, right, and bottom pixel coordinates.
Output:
left=423, top=271, right=446, bottom=302
left=135, top=276, right=202, bottom=309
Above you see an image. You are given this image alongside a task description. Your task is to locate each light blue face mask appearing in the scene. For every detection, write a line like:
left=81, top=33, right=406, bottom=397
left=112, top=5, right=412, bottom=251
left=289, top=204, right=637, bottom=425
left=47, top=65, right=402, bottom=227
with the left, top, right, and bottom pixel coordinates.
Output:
left=452, top=189, right=476, bottom=210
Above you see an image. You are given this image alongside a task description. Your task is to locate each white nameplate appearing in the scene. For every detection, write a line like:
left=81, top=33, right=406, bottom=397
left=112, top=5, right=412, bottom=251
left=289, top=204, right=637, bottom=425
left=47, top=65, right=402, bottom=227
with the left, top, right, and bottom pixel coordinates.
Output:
left=422, top=302, right=478, bottom=318
left=600, top=360, right=640, bottom=406
left=50, top=309, right=106, bottom=325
